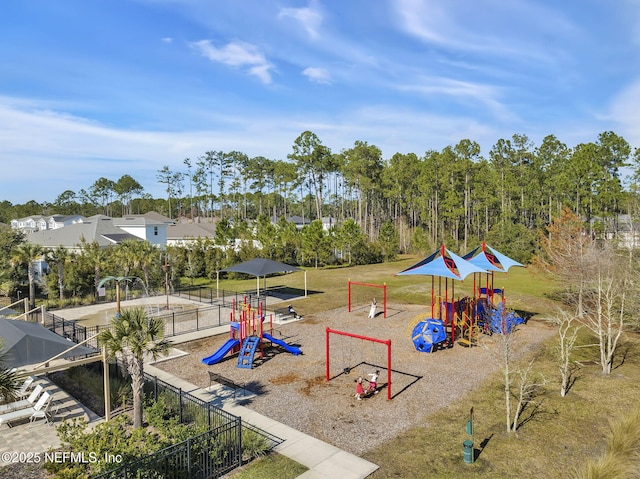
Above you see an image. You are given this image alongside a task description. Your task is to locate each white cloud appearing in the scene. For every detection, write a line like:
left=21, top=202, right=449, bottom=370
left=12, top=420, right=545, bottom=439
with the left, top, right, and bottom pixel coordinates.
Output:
left=393, top=0, right=576, bottom=64
left=0, top=95, right=499, bottom=202
left=607, top=80, right=640, bottom=147
left=161, top=37, right=173, bottom=44
left=302, top=67, right=332, bottom=84
left=395, top=76, right=516, bottom=123
left=278, top=1, right=323, bottom=39
left=190, top=40, right=274, bottom=84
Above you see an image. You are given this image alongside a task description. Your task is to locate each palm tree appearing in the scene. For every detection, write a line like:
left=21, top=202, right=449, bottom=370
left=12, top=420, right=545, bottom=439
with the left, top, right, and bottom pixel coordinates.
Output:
left=78, top=238, right=108, bottom=301
left=11, top=243, right=44, bottom=309
left=98, top=307, right=170, bottom=428
left=0, top=340, right=19, bottom=403
left=46, top=246, right=70, bottom=300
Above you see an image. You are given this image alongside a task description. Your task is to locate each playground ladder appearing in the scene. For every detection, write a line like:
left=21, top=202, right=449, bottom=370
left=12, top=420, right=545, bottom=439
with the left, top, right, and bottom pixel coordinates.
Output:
left=237, top=335, right=260, bottom=369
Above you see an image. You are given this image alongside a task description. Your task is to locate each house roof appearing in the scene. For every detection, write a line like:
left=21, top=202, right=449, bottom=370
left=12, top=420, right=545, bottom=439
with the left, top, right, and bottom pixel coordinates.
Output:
left=121, top=212, right=174, bottom=224
left=166, top=222, right=216, bottom=240
left=49, top=214, right=86, bottom=223
left=26, top=215, right=140, bottom=249
left=287, top=216, right=310, bottom=225
left=113, top=215, right=168, bottom=227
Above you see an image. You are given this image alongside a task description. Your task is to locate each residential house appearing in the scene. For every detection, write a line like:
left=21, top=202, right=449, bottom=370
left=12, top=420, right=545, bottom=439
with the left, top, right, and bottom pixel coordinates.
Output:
left=321, top=217, right=337, bottom=231
left=25, top=214, right=169, bottom=252
left=286, top=216, right=311, bottom=230
left=112, top=215, right=169, bottom=246
left=166, top=222, right=216, bottom=247
left=603, top=214, right=640, bottom=249
left=11, top=214, right=85, bottom=234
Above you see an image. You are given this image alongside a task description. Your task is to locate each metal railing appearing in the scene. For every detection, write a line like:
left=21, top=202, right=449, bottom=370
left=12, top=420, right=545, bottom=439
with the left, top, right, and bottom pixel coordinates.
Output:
left=173, top=286, right=266, bottom=311
left=40, top=288, right=267, bottom=348
left=92, top=373, right=283, bottom=479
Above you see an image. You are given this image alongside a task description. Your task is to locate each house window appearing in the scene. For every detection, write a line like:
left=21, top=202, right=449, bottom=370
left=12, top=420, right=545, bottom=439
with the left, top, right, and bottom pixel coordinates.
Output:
left=154, top=226, right=158, bottom=236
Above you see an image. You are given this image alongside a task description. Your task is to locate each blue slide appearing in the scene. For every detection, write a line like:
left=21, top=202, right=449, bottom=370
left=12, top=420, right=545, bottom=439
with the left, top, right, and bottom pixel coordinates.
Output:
left=263, top=333, right=302, bottom=356
left=201, top=338, right=240, bottom=365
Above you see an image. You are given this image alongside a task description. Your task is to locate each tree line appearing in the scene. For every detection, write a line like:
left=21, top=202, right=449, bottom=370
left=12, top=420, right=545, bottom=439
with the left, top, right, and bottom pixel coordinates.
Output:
left=2, top=130, right=639, bottom=263
left=0, top=213, right=400, bottom=308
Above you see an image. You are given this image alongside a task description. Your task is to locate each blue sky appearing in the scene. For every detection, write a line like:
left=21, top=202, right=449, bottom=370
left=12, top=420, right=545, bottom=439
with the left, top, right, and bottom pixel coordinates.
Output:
left=1, top=0, right=639, bottom=204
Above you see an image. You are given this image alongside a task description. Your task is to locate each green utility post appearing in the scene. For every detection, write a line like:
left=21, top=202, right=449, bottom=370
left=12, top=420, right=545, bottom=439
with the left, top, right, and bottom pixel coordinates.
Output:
left=463, top=407, right=474, bottom=464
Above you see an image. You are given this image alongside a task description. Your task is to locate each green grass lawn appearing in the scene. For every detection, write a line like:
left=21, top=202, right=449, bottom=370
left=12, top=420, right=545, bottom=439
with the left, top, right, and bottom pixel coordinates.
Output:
left=210, top=255, right=560, bottom=318
left=228, top=453, right=308, bottom=479
left=361, top=328, right=640, bottom=478
left=203, top=257, right=638, bottom=478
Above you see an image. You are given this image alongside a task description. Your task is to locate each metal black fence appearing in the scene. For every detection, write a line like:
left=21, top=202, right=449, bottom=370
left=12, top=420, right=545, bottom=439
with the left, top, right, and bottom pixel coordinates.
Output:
left=92, top=374, right=283, bottom=479
left=40, top=287, right=267, bottom=347
left=173, top=286, right=266, bottom=311
left=41, top=313, right=103, bottom=349
left=93, top=424, right=243, bottom=479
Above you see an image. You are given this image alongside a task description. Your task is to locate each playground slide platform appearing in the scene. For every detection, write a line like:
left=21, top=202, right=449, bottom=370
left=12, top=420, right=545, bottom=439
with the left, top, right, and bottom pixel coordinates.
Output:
left=263, top=333, right=302, bottom=356
left=201, top=338, right=240, bottom=365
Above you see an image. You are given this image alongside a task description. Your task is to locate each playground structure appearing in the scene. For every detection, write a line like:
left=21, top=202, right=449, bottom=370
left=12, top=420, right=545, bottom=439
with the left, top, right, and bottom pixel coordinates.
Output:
left=325, top=327, right=392, bottom=400
left=399, top=244, right=525, bottom=353
left=411, top=317, right=448, bottom=353
left=201, top=297, right=301, bottom=368
left=347, top=280, right=387, bottom=318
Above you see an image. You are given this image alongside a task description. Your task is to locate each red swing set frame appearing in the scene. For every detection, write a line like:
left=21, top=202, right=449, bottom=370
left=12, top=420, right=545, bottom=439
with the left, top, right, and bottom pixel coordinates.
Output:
left=325, top=327, right=392, bottom=400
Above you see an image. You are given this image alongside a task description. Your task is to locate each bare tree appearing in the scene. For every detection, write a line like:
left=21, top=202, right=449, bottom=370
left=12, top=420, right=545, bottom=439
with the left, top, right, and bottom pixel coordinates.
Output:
left=542, top=209, right=637, bottom=376
left=495, top=325, right=546, bottom=433
left=509, top=359, right=546, bottom=432
left=540, top=207, right=597, bottom=316
left=549, top=309, right=581, bottom=397
left=581, top=244, right=632, bottom=375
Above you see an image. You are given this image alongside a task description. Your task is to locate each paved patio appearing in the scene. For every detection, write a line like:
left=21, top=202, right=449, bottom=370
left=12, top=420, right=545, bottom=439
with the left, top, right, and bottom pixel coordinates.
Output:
left=0, top=377, right=100, bottom=464
left=0, top=317, right=377, bottom=478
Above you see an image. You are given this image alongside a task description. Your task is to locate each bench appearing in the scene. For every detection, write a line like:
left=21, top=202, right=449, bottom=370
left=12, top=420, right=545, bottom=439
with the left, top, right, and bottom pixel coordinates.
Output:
left=274, top=307, right=296, bottom=321
left=208, top=372, right=245, bottom=399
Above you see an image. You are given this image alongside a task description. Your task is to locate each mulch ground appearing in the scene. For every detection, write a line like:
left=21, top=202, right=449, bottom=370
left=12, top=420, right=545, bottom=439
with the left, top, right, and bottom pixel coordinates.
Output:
left=155, top=302, right=555, bottom=456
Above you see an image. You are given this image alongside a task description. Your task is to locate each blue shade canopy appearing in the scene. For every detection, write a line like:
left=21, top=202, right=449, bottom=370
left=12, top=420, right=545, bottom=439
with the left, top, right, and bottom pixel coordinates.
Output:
left=221, top=258, right=300, bottom=276
left=462, top=242, right=524, bottom=273
left=397, top=245, right=487, bottom=280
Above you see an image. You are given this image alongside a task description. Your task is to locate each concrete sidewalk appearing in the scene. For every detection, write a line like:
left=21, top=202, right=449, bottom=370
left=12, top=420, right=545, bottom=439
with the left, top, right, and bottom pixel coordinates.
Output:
left=145, top=361, right=379, bottom=479
left=9, top=299, right=376, bottom=478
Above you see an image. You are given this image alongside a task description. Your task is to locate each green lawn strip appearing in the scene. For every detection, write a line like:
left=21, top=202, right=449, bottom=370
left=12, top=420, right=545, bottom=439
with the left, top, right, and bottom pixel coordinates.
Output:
left=203, top=256, right=560, bottom=318
left=227, top=453, right=308, bottom=479
left=362, top=328, right=640, bottom=479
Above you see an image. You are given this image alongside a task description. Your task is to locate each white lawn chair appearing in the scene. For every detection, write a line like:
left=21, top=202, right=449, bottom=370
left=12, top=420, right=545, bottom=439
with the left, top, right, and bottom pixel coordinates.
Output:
left=15, top=376, right=35, bottom=400
left=0, top=384, right=44, bottom=413
left=0, top=391, right=51, bottom=427
left=29, top=393, right=57, bottom=425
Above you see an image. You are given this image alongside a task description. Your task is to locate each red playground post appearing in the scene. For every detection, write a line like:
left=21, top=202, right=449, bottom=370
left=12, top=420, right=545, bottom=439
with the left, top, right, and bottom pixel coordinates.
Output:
left=347, top=280, right=387, bottom=318
left=325, top=327, right=392, bottom=400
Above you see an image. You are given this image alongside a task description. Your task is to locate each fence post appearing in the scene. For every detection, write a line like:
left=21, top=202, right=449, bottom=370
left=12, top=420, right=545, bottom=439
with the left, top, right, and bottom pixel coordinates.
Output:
left=179, top=388, right=183, bottom=423
left=238, top=417, right=243, bottom=466
left=187, top=437, right=192, bottom=477
left=196, top=309, right=199, bottom=331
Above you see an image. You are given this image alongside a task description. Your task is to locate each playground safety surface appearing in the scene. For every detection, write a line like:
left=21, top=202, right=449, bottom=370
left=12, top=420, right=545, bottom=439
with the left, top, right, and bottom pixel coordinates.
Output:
left=155, top=302, right=556, bottom=458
